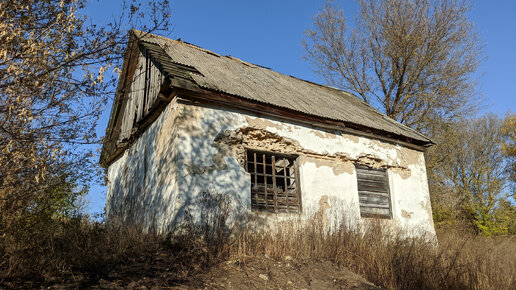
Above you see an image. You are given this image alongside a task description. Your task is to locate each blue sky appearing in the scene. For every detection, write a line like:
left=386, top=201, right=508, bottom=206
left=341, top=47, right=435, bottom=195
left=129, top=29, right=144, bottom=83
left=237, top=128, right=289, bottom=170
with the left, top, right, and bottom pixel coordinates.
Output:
left=84, top=0, right=516, bottom=214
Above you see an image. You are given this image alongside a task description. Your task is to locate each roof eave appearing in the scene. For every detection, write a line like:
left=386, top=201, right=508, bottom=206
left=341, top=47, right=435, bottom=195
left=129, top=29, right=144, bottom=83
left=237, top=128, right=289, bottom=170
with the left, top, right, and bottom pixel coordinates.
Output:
left=169, top=78, right=434, bottom=151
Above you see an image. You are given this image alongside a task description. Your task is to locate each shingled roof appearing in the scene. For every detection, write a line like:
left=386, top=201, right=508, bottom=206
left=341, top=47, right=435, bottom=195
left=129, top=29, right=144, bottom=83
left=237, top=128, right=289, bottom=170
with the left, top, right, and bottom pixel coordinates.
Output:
left=132, top=30, right=433, bottom=145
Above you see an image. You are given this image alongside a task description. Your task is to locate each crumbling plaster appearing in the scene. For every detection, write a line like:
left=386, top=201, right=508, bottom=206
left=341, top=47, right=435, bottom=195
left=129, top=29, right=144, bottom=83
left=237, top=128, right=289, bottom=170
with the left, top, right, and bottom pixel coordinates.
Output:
left=106, top=97, right=436, bottom=239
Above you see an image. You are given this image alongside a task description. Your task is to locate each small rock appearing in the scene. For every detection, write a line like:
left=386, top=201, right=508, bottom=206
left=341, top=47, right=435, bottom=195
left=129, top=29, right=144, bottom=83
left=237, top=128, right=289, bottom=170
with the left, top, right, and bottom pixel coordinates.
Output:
left=259, top=274, right=269, bottom=281
left=283, top=255, right=293, bottom=261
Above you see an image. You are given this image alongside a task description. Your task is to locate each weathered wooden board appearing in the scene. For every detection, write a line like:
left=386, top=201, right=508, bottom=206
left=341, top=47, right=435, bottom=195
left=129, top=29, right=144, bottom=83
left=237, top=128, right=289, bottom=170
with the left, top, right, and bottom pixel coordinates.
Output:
left=356, top=167, right=391, bottom=219
left=118, top=47, right=165, bottom=142
left=359, top=192, right=390, bottom=207
left=360, top=206, right=391, bottom=218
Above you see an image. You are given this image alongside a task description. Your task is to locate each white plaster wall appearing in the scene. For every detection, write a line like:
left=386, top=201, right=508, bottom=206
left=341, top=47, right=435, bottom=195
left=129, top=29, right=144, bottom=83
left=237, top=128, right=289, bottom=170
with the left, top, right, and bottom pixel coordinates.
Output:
left=298, top=157, right=361, bottom=230
left=172, top=100, right=436, bottom=238
left=106, top=99, right=181, bottom=232
left=107, top=98, right=436, bottom=239
left=172, top=101, right=251, bottom=225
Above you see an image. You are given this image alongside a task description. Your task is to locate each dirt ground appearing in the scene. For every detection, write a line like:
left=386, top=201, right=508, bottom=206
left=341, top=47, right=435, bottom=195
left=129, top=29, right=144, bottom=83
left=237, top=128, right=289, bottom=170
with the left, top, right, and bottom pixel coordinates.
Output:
left=185, top=256, right=382, bottom=290
left=8, top=255, right=381, bottom=289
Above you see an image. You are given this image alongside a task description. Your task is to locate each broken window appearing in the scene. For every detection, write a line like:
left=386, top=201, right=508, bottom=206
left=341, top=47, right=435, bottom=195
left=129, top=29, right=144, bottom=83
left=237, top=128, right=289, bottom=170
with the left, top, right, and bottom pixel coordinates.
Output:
left=356, top=166, right=392, bottom=219
left=245, top=150, right=301, bottom=213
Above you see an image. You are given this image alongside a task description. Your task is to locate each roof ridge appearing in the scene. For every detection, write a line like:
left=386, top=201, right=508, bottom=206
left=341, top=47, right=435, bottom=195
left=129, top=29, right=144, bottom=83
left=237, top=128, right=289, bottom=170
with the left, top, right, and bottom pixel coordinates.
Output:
left=134, top=30, right=364, bottom=99
left=130, top=30, right=433, bottom=145
left=174, top=39, right=222, bottom=57
left=131, top=29, right=222, bottom=57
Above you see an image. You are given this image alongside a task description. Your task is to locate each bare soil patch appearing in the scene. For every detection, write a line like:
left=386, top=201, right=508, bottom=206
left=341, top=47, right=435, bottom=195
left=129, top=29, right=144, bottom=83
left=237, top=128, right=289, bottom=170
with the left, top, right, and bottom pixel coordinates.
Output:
left=3, top=254, right=380, bottom=289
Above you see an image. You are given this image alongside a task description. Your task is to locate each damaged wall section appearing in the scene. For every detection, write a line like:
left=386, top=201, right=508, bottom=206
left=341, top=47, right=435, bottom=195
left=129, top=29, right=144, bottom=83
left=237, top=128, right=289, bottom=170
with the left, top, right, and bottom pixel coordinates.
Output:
left=106, top=97, right=436, bottom=239
left=174, top=98, right=435, bottom=238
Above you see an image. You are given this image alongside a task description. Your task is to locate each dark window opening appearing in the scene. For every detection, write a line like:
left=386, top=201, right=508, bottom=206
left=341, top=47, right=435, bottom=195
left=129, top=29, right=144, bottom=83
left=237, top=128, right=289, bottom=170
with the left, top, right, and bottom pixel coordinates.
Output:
left=246, top=150, right=301, bottom=213
left=356, top=166, right=392, bottom=219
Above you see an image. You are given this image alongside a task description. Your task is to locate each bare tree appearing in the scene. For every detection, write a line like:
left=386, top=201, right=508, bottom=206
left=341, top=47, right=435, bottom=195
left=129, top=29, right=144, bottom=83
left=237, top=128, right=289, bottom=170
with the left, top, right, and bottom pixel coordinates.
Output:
left=0, top=0, right=170, bottom=233
left=303, top=0, right=481, bottom=130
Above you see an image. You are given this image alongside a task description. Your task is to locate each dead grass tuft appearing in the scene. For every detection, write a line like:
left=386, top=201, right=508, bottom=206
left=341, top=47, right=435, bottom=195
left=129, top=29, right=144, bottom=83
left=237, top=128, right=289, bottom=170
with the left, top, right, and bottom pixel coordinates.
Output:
left=229, top=219, right=516, bottom=289
left=1, top=202, right=514, bottom=289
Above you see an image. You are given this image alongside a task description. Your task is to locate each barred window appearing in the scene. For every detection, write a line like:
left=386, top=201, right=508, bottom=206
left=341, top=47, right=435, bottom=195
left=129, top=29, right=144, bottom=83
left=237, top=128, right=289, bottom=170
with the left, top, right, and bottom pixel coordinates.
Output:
left=246, top=150, right=301, bottom=213
left=356, top=166, right=392, bottom=219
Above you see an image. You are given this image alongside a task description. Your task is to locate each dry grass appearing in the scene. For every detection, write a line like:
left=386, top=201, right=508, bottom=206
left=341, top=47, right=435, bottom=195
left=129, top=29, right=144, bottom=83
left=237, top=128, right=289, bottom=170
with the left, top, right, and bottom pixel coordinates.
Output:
left=1, top=210, right=515, bottom=289
left=230, top=220, right=516, bottom=289
left=0, top=216, right=214, bottom=287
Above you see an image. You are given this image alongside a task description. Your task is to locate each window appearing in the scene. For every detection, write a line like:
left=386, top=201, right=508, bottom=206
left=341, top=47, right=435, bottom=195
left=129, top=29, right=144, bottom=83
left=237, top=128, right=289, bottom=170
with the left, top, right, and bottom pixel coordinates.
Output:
left=246, top=150, right=301, bottom=213
left=356, top=166, right=392, bottom=219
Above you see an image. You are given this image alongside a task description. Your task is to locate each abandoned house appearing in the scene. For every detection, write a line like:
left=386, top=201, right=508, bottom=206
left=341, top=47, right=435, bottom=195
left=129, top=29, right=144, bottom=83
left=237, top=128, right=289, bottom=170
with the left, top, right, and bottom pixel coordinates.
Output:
left=100, top=30, right=437, bottom=238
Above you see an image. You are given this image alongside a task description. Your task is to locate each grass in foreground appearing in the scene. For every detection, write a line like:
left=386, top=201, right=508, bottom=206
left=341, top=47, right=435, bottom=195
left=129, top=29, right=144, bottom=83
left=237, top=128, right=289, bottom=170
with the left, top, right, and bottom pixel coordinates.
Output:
left=0, top=215, right=514, bottom=289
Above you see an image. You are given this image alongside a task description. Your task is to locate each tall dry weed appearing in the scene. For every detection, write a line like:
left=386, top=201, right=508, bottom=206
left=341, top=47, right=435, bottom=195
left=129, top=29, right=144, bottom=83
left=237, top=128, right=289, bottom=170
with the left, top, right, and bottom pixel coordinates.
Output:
left=228, top=217, right=515, bottom=289
left=1, top=193, right=514, bottom=289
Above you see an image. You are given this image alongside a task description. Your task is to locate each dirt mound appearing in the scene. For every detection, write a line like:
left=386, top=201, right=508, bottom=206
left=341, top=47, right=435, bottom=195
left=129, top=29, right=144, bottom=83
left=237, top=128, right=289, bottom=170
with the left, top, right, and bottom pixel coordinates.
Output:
left=17, top=255, right=381, bottom=289
left=187, top=256, right=382, bottom=289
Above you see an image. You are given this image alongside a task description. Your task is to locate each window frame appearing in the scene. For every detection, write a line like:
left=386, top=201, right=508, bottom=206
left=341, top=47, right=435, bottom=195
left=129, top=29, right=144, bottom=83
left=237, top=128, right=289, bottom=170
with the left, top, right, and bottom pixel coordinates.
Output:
left=355, top=166, right=393, bottom=219
left=245, top=149, right=302, bottom=214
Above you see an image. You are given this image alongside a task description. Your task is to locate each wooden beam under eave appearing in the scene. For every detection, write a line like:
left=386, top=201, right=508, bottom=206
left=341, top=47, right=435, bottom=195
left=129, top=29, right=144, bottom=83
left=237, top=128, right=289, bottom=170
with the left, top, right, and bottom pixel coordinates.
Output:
left=171, top=86, right=432, bottom=152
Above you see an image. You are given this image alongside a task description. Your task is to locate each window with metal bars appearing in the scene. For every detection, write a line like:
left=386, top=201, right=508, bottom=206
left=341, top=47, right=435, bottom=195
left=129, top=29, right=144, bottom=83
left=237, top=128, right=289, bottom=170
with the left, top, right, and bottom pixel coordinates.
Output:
left=356, top=166, right=392, bottom=219
left=245, top=150, right=301, bottom=213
